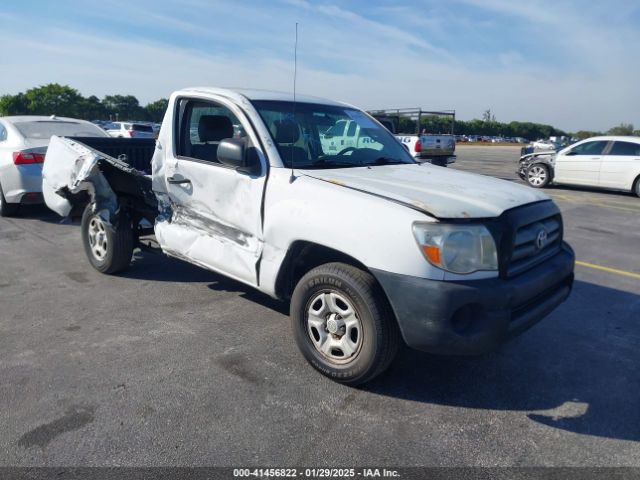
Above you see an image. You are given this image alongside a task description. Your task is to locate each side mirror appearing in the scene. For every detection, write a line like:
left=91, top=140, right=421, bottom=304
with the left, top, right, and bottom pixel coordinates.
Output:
left=217, top=138, right=260, bottom=175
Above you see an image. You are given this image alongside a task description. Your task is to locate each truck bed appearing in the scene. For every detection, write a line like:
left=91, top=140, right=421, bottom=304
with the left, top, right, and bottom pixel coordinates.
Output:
left=67, top=137, right=155, bottom=173
left=43, top=136, right=158, bottom=221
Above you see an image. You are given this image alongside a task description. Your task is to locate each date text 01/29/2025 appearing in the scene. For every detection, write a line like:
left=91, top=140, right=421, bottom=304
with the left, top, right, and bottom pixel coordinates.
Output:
left=232, top=468, right=400, bottom=478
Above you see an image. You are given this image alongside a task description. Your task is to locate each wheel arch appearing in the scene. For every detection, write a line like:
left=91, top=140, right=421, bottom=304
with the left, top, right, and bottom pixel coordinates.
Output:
left=274, top=240, right=375, bottom=301
left=633, top=174, right=640, bottom=196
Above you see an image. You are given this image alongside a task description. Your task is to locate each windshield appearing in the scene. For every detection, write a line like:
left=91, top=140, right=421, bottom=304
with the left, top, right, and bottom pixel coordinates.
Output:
left=132, top=124, right=153, bottom=132
left=14, top=120, right=108, bottom=139
left=251, top=100, right=415, bottom=169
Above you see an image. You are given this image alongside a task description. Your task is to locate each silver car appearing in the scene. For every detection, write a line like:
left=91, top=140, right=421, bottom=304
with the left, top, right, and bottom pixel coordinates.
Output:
left=0, top=115, right=108, bottom=216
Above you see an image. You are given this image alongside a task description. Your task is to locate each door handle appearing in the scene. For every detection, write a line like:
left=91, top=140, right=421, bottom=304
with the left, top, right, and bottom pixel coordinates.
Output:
left=167, top=176, right=191, bottom=185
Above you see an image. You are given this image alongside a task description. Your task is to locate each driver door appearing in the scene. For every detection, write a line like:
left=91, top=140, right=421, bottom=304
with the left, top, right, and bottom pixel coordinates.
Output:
left=156, top=97, right=267, bottom=286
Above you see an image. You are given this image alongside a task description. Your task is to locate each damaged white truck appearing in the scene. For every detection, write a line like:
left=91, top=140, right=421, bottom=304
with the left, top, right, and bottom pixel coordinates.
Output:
left=43, top=87, right=575, bottom=385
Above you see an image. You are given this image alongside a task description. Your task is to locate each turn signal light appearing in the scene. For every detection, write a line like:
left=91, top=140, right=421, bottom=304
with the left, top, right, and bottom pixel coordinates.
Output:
left=422, top=245, right=441, bottom=265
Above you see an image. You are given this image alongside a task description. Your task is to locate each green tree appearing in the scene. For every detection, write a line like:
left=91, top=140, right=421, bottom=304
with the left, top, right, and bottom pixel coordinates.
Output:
left=607, top=123, right=634, bottom=136
left=145, top=98, right=169, bottom=123
left=103, top=94, right=145, bottom=121
left=574, top=130, right=603, bottom=140
left=0, top=93, right=29, bottom=116
left=22, top=84, right=84, bottom=117
left=482, top=109, right=496, bottom=123
left=79, top=95, right=107, bottom=120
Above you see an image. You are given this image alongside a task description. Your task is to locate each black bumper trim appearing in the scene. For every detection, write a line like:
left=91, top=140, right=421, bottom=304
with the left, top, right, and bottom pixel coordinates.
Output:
left=372, top=243, right=575, bottom=355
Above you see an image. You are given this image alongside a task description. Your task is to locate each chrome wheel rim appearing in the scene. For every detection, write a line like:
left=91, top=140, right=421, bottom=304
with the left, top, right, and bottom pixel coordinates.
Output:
left=528, top=166, right=547, bottom=186
left=306, top=291, right=363, bottom=364
left=87, top=216, right=108, bottom=261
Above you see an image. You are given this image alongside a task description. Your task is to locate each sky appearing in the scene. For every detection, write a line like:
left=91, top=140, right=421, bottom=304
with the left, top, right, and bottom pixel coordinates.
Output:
left=1, top=0, right=639, bottom=132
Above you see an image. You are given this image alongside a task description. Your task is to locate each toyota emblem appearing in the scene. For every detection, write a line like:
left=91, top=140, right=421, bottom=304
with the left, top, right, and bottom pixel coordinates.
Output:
left=536, top=229, right=548, bottom=250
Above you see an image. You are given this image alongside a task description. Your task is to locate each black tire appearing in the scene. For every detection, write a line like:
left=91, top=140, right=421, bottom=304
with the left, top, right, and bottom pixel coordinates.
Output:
left=290, top=262, right=399, bottom=385
left=526, top=163, right=550, bottom=188
left=634, top=176, right=640, bottom=198
left=81, top=203, right=134, bottom=274
left=0, top=183, right=19, bottom=217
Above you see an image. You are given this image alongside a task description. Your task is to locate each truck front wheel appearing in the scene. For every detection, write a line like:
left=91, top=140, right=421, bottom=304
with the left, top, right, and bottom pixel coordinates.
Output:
left=290, top=262, right=399, bottom=385
left=81, top=204, right=134, bottom=274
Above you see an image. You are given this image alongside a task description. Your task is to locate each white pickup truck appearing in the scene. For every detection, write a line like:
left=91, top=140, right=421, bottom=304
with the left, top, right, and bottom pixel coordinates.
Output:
left=42, top=87, right=575, bottom=385
left=395, top=133, right=456, bottom=166
left=369, top=109, right=456, bottom=166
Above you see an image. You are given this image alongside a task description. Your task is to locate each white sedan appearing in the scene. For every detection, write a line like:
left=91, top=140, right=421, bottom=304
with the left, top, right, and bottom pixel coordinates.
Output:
left=0, top=115, right=108, bottom=216
left=518, top=136, right=640, bottom=197
left=105, top=121, right=156, bottom=139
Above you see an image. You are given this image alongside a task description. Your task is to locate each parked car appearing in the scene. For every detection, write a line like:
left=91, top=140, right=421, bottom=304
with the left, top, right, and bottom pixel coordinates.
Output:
left=105, top=121, right=155, bottom=139
left=531, top=139, right=558, bottom=151
left=42, top=87, right=575, bottom=385
left=518, top=136, right=640, bottom=196
left=0, top=115, right=108, bottom=216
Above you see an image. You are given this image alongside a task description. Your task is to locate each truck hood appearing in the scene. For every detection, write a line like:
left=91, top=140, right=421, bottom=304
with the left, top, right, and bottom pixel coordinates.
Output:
left=303, top=163, right=549, bottom=219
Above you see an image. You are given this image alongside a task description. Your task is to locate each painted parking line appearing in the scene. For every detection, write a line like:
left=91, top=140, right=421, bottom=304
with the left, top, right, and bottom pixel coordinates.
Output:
left=548, top=193, right=640, bottom=213
left=576, top=261, right=640, bottom=280
left=592, top=202, right=640, bottom=213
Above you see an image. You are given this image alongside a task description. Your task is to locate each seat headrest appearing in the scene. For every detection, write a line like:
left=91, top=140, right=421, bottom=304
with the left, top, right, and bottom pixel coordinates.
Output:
left=198, top=115, right=234, bottom=142
left=274, top=120, right=300, bottom=144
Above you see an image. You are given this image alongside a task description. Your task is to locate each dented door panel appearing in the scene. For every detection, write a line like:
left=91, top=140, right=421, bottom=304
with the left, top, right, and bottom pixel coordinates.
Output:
left=157, top=160, right=265, bottom=285
left=154, top=94, right=267, bottom=286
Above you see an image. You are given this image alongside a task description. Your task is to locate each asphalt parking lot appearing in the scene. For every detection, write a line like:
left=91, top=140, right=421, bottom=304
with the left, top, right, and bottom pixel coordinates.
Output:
left=1, top=146, right=639, bottom=467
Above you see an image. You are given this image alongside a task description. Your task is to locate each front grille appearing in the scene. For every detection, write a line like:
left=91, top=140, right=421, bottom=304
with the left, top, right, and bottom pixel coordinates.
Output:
left=500, top=201, right=563, bottom=278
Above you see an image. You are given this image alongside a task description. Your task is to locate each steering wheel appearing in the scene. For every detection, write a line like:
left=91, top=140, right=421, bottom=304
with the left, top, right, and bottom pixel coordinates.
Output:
left=336, top=146, right=357, bottom=156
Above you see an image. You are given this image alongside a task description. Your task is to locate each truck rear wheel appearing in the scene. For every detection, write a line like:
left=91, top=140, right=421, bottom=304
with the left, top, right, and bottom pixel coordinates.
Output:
left=290, top=262, right=399, bottom=385
left=81, top=204, right=134, bottom=274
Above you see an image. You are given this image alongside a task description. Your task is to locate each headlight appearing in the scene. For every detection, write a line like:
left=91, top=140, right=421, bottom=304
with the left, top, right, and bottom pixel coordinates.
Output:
left=412, top=223, right=498, bottom=274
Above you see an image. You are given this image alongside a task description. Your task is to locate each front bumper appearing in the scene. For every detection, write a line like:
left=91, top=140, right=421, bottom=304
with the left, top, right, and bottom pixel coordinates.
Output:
left=516, top=161, right=528, bottom=179
left=416, top=155, right=456, bottom=167
left=372, top=242, right=575, bottom=355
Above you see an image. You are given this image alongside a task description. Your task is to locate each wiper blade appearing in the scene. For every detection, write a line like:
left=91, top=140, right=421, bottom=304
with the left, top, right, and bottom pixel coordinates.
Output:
left=307, top=159, right=358, bottom=169
left=368, top=157, right=406, bottom=165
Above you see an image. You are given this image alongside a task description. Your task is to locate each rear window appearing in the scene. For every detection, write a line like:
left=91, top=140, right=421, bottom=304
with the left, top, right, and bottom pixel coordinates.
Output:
left=132, top=124, right=153, bottom=132
left=14, top=121, right=107, bottom=139
left=609, top=141, right=640, bottom=156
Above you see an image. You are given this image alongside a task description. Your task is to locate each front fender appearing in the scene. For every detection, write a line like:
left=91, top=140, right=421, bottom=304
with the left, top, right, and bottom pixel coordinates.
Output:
left=518, top=153, right=555, bottom=179
left=257, top=168, right=444, bottom=297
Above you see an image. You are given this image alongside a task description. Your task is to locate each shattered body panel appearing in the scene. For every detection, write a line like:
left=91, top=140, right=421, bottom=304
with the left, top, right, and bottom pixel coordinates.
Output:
left=42, top=136, right=156, bottom=224
left=518, top=151, right=556, bottom=179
